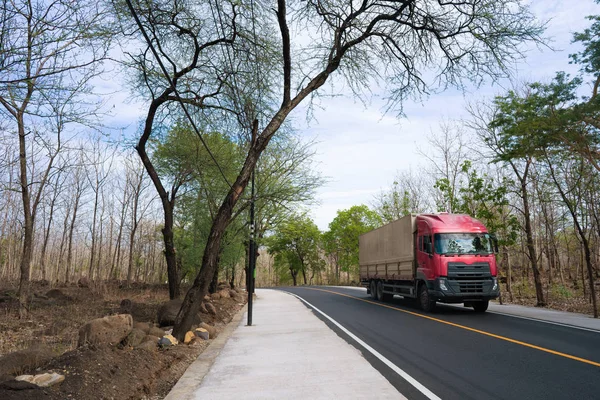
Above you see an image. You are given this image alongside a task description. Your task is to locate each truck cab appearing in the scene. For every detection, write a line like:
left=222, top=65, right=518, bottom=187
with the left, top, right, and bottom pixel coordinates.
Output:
left=416, top=214, right=499, bottom=312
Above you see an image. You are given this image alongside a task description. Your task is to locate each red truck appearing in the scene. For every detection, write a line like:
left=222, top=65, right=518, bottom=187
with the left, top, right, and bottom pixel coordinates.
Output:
left=359, top=213, right=499, bottom=312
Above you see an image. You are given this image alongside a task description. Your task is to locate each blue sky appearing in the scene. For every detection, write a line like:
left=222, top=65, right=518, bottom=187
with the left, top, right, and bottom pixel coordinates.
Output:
left=102, top=0, right=600, bottom=231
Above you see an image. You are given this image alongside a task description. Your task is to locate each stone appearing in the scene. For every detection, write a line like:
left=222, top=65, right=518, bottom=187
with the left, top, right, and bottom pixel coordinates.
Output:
left=142, top=335, right=160, bottom=344
left=123, top=328, right=147, bottom=347
left=205, top=303, right=217, bottom=315
left=78, top=314, right=133, bottom=347
left=148, top=326, right=165, bottom=338
left=199, top=322, right=217, bottom=339
left=136, top=340, right=157, bottom=352
left=228, top=289, right=238, bottom=298
left=157, top=299, right=182, bottom=327
left=118, top=299, right=133, bottom=314
left=184, top=331, right=195, bottom=344
left=77, top=277, right=90, bottom=288
left=218, top=289, right=230, bottom=299
left=233, top=293, right=245, bottom=303
left=158, top=334, right=178, bottom=347
left=0, top=345, right=55, bottom=376
left=133, top=321, right=151, bottom=334
left=193, top=328, right=209, bottom=340
left=210, top=292, right=221, bottom=300
left=16, top=372, right=65, bottom=387
left=199, top=302, right=208, bottom=314
left=0, top=379, right=39, bottom=391
left=204, top=295, right=211, bottom=301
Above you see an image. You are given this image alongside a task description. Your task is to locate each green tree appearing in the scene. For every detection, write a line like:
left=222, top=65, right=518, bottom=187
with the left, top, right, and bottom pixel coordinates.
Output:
left=324, top=205, right=381, bottom=283
left=266, top=214, right=323, bottom=286
left=134, top=0, right=549, bottom=339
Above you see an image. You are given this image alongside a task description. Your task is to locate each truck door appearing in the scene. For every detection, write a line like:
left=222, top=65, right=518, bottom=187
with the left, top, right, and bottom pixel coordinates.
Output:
left=416, top=222, right=433, bottom=281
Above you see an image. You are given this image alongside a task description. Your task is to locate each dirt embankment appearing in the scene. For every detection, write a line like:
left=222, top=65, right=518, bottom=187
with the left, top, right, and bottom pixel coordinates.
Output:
left=0, top=281, right=246, bottom=400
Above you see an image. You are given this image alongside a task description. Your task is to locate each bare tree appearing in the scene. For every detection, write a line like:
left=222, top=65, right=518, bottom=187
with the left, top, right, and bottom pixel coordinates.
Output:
left=0, top=0, right=111, bottom=315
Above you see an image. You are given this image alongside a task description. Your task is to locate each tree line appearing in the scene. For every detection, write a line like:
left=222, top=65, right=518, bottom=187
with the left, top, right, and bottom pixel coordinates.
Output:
left=1, top=0, right=549, bottom=339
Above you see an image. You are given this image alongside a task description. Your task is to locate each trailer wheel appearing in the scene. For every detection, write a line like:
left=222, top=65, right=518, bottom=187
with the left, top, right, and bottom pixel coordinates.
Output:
left=418, top=283, right=436, bottom=312
left=473, top=300, right=489, bottom=313
left=370, top=280, right=377, bottom=300
left=376, top=281, right=385, bottom=301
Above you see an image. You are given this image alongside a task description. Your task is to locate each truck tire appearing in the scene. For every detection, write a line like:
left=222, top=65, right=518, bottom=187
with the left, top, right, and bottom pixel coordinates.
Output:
left=370, top=280, right=377, bottom=300
left=376, top=281, right=393, bottom=302
left=418, top=283, right=436, bottom=312
left=473, top=300, right=489, bottom=313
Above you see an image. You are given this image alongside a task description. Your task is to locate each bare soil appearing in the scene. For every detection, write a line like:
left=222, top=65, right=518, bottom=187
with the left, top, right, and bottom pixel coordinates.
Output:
left=0, top=281, right=246, bottom=400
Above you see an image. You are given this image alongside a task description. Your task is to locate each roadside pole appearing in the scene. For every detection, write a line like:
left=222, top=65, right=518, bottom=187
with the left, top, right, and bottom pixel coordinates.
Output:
left=247, top=121, right=258, bottom=326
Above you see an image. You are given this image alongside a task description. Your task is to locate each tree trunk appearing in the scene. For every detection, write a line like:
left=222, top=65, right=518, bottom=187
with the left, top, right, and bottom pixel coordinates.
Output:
left=66, top=192, right=81, bottom=283
left=291, top=269, right=297, bottom=286
left=518, top=164, right=545, bottom=306
left=40, top=185, right=58, bottom=282
left=17, top=113, right=33, bottom=318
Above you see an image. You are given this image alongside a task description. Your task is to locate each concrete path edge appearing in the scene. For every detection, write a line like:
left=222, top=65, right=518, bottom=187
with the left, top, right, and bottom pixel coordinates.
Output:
left=164, top=302, right=248, bottom=400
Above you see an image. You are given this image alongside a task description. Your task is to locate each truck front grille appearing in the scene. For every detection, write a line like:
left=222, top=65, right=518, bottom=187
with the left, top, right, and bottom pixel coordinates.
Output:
left=457, top=280, right=485, bottom=293
left=447, top=262, right=491, bottom=278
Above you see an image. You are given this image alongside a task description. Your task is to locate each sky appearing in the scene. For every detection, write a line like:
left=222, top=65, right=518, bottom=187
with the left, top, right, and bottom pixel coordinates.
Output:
left=102, top=0, right=600, bottom=231
left=292, top=0, right=600, bottom=230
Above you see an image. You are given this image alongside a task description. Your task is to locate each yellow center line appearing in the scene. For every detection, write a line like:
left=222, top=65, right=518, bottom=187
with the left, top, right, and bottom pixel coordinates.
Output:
left=303, top=287, right=600, bottom=368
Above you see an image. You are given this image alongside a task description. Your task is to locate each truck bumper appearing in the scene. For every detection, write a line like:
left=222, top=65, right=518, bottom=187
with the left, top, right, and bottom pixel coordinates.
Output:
left=428, top=277, right=499, bottom=303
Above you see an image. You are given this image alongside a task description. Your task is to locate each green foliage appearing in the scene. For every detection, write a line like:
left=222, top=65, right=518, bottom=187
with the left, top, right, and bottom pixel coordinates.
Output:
left=551, top=284, right=574, bottom=300
left=265, top=213, right=323, bottom=285
left=323, top=205, right=381, bottom=277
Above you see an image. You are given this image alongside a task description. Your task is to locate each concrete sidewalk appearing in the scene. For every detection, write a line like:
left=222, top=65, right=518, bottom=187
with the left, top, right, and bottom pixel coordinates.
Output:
left=487, top=302, right=600, bottom=331
left=167, top=289, right=405, bottom=400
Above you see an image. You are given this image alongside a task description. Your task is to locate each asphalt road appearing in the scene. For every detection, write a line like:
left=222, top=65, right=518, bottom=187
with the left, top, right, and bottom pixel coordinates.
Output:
left=279, top=286, right=600, bottom=400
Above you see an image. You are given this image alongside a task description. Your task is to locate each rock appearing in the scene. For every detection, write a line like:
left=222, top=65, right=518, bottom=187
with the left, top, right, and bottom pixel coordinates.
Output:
left=16, top=372, right=64, bottom=387
left=0, top=345, right=55, bottom=376
left=218, top=289, right=230, bottom=299
left=142, top=335, right=160, bottom=344
left=136, top=340, right=157, bottom=352
left=118, top=299, right=133, bottom=314
left=133, top=321, right=151, bottom=334
left=193, top=328, right=209, bottom=340
left=205, top=303, right=217, bottom=315
left=157, top=299, right=182, bottom=327
left=233, top=293, right=245, bottom=303
left=184, top=331, right=195, bottom=344
left=78, top=314, right=133, bottom=347
left=204, top=295, right=211, bottom=301
left=123, top=328, right=147, bottom=347
left=199, top=302, right=208, bottom=314
left=77, top=277, right=90, bottom=288
left=148, top=326, right=165, bottom=337
left=228, top=289, right=237, bottom=298
left=0, top=378, right=40, bottom=391
left=217, top=282, right=229, bottom=291
left=199, top=322, right=217, bottom=339
left=210, top=292, right=221, bottom=300
left=158, top=334, right=178, bottom=347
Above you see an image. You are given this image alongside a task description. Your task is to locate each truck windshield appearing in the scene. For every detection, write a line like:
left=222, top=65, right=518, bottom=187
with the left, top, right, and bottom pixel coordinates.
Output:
left=434, top=233, right=493, bottom=255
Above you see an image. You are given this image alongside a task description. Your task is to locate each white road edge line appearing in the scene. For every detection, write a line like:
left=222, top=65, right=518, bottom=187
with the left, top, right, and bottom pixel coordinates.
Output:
left=281, top=290, right=441, bottom=400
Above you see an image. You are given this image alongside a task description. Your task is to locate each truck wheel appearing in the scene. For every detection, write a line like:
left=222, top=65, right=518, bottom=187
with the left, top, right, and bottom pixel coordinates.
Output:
left=376, top=281, right=385, bottom=301
left=473, top=301, right=489, bottom=313
left=370, top=280, right=377, bottom=300
left=418, top=283, right=436, bottom=312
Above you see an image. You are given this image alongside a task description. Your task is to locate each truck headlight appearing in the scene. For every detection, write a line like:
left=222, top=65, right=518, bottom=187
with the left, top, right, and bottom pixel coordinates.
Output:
left=492, top=278, right=498, bottom=291
left=439, top=278, right=448, bottom=292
